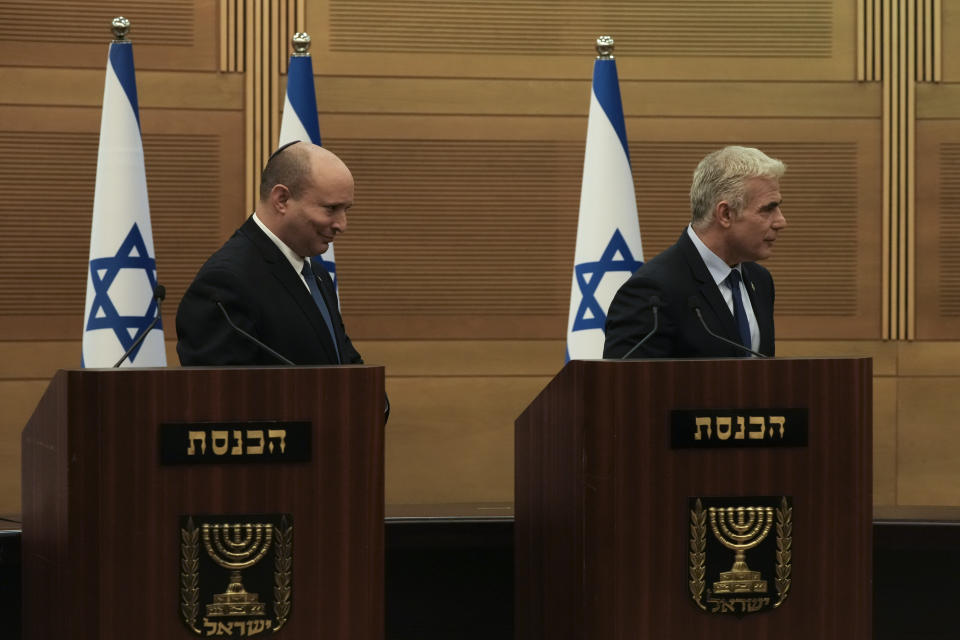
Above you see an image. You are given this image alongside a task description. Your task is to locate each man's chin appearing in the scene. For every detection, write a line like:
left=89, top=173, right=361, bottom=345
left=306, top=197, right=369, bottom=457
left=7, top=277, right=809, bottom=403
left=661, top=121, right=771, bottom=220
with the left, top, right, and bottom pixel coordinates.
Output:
left=756, top=243, right=776, bottom=260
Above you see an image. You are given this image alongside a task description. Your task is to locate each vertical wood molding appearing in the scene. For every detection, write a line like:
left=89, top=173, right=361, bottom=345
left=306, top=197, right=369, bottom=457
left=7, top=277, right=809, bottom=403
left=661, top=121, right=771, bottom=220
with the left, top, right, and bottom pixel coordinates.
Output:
left=934, top=0, right=942, bottom=81
left=858, top=0, right=883, bottom=82
left=220, top=0, right=228, bottom=71
left=221, top=0, right=305, bottom=212
left=245, top=0, right=257, bottom=213
left=863, top=1, right=940, bottom=339
left=881, top=0, right=892, bottom=337
left=221, top=0, right=244, bottom=73
left=907, top=1, right=916, bottom=336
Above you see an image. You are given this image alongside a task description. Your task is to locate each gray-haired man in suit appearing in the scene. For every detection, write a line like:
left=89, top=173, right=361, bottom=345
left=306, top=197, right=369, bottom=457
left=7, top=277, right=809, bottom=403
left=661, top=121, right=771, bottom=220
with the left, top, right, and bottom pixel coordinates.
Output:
left=604, top=146, right=787, bottom=359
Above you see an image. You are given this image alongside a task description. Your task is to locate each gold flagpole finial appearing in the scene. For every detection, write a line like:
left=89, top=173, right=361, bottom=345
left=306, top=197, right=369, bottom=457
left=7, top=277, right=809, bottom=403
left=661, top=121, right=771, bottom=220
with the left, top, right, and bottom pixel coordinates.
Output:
left=596, top=35, right=615, bottom=60
left=292, top=32, right=312, bottom=57
left=111, top=16, right=131, bottom=41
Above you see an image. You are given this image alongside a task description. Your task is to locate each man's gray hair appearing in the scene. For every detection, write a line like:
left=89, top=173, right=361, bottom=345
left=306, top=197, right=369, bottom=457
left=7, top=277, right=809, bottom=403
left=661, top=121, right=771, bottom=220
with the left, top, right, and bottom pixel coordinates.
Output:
left=689, top=146, right=786, bottom=228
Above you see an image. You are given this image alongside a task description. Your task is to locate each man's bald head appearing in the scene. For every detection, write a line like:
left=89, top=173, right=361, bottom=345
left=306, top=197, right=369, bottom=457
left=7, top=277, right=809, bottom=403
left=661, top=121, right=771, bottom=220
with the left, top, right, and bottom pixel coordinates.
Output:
left=258, top=142, right=351, bottom=204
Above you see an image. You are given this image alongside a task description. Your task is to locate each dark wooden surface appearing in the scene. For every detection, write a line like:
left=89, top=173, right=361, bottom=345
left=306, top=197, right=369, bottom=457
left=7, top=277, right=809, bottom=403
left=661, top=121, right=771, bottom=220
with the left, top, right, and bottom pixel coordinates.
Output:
left=516, top=358, right=873, bottom=640
left=21, top=366, right=385, bottom=640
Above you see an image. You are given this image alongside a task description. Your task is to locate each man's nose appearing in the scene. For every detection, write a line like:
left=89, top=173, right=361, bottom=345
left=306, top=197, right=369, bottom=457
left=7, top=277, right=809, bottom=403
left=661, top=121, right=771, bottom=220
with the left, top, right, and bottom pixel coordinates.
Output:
left=333, top=210, right=347, bottom=233
left=773, top=208, right=786, bottom=229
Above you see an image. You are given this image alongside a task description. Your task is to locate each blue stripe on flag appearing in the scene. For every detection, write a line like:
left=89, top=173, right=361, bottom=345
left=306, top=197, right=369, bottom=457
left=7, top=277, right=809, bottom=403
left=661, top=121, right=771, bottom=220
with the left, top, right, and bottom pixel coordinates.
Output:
left=109, top=41, right=141, bottom=130
left=592, top=58, right=629, bottom=163
left=287, top=56, right=322, bottom=145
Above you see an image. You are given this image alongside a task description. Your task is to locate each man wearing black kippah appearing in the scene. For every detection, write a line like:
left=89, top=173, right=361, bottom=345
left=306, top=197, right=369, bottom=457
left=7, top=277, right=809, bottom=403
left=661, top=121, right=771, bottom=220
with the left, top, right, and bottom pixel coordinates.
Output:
left=176, top=141, right=362, bottom=367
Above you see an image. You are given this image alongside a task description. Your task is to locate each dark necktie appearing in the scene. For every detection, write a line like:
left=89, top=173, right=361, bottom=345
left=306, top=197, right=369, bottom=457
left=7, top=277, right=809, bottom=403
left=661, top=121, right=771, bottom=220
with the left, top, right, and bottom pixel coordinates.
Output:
left=727, top=269, right=752, bottom=350
left=301, top=261, right=341, bottom=364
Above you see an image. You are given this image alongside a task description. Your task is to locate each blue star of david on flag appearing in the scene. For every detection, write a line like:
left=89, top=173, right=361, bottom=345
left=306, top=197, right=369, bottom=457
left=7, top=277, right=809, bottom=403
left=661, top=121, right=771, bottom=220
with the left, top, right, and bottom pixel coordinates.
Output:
left=85, top=223, right=161, bottom=363
left=571, top=229, right=642, bottom=332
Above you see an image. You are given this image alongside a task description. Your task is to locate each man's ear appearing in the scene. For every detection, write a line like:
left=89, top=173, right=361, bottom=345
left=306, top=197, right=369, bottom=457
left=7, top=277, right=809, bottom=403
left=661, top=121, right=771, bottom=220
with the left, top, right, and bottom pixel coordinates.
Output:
left=270, top=184, right=291, bottom=212
left=715, top=201, right=735, bottom=228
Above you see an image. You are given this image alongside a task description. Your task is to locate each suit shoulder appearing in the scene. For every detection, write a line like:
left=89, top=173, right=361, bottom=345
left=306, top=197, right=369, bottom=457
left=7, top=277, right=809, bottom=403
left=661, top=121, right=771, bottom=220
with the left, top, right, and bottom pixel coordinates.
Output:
left=196, top=230, right=259, bottom=273
left=627, top=241, right=686, bottom=280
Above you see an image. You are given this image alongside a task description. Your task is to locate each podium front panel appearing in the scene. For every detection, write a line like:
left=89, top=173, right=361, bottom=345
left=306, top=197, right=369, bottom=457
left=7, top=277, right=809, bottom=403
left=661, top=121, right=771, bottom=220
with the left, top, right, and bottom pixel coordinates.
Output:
left=516, top=358, right=871, bottom=640
left=22, top=366, right=384, bottom=640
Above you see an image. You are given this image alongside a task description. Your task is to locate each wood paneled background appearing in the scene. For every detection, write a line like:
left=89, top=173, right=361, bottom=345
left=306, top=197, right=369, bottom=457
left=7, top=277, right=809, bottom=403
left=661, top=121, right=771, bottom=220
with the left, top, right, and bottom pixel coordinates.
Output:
left=0, top=0, right=957, bottom=514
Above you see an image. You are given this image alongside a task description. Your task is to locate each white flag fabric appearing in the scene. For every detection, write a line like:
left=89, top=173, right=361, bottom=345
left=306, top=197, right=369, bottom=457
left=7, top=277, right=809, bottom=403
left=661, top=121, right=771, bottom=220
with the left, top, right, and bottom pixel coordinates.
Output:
left=82, top=39, right=166, bottom=367
left=278, top=52, right=338, bottom=291
left=565, top=56, right=644, bottom=361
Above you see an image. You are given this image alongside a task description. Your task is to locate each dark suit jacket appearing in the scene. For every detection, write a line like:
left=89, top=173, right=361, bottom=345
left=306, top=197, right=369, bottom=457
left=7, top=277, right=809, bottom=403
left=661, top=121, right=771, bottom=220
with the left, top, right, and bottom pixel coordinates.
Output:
left=176, top=216, right=362, bottom=366
left=603, top=229, right=776, bottom=359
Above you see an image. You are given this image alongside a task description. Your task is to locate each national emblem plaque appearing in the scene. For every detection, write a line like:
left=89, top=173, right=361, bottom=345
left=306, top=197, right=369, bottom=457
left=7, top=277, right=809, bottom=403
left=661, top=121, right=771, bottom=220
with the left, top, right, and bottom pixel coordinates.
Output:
left=688, top=496, right=792, bottom=615
left=180, top=514, right=293, bottom=637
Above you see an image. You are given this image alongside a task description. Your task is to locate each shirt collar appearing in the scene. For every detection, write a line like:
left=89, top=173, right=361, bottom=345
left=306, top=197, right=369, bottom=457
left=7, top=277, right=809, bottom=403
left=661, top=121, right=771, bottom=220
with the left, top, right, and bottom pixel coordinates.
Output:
left=686, top=224, right=741, bottom=286
left=252, top=212, right=307, bottom=276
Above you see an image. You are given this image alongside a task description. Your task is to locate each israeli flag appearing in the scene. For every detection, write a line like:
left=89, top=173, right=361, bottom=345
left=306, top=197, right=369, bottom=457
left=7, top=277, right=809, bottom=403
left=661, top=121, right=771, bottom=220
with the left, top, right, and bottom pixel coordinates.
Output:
left=565, top=52, right=644, bottom=361
left=278, top=48, right=338, bottom=292
left=82, top=39, right=165, bottom=367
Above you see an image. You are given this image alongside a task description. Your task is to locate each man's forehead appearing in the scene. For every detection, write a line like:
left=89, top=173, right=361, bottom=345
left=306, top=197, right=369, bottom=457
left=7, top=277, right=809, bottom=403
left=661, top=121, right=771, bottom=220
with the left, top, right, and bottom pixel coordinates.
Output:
left=746, top=176, right=781, bottom=199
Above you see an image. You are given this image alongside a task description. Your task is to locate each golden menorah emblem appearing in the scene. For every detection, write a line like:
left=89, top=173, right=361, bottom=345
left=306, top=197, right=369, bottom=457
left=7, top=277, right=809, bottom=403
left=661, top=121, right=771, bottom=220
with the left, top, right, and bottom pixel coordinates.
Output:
left=689, top=497, right=791, bottom=615
left=707, top=505, right=774, bottom=594
left=201, top=523, right=274, bottom=617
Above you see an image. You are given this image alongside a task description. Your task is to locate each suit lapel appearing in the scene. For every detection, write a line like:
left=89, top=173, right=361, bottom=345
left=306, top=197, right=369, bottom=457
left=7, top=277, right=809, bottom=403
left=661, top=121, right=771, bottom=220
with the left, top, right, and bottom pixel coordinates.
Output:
left=677, top=231, right=741, bottom=342
left=240, top=217, right=341, bottom=362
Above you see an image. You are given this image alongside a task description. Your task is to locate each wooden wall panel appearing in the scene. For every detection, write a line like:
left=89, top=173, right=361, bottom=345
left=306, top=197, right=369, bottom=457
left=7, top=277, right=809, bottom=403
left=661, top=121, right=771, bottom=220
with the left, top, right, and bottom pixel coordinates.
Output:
left=308, top=0, right=854, bottom=81
left=383, top=375, right=546, bottom=505
left=899, top=341, right=960, bottom=375
left=874, top=376, right=899, bottom=506
left=0, top=106, right=244, bottom=340
left=0, top=0, right=219, bottom=70
left=328, top=0, right=834, bottom=57
left=0, top=67, right=243, bottom=110
left=897, top=377, right=960, bottom=505
left=291, top=77, right=880, bottom=118
left=916, top=121, right=960, bottom=338
left=0, top=130, right=96, bottom=315
left=330, top=138, right=579, bottom=334
left=939, top=0, right=957, bottom=82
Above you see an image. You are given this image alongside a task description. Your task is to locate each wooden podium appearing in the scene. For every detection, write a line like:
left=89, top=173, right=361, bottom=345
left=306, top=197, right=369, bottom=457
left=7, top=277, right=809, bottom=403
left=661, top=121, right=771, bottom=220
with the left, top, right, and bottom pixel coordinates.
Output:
left=21, top=366, right=384, bottom=640
left=515, top=358, right=872, bottom=640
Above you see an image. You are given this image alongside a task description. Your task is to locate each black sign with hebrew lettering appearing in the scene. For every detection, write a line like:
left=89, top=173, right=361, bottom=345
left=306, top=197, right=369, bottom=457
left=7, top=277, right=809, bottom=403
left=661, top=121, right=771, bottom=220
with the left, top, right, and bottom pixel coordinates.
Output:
left=160, top=421, right=311, bottom=464
left=670, top=409, right=808, bottom=449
